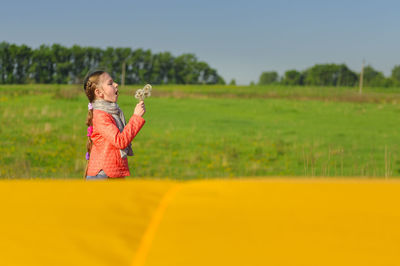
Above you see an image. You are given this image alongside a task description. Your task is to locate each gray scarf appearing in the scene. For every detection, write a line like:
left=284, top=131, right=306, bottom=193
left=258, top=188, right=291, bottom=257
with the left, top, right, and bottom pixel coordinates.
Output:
left=92, top=100, right=134, bottom=158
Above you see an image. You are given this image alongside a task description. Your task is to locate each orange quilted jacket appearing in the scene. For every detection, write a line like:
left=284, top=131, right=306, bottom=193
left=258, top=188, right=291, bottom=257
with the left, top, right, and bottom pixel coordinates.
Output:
left=87, top=110, right=145, bottom=178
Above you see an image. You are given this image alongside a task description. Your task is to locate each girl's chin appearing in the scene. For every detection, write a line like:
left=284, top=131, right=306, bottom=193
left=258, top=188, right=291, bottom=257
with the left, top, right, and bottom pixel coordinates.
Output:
left=105, top=98, right=117, bottom=103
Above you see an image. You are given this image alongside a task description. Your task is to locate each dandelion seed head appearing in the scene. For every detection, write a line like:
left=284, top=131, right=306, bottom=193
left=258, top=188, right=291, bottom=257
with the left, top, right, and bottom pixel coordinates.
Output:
left=135, top=84, right=152, bottom=101
left=143, top=84, right=152, bottom=93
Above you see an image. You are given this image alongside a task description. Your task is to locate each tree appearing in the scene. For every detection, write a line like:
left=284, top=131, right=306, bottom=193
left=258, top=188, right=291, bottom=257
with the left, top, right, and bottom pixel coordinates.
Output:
left=363, top=65, right=388, bottom=87
left=153, top=51, right=175, bottom=84
left=51, top=44, right=71, bottom=84
left=174, top=54, right=199, bottom=84
left=128, top=48, right=145, bottom=84
left=0, top=42, right=15, bottom=83
left=229, top=79, right=236, bottom=85
left=0, top=43, right=225, bottom=85
left=336, top=64, right=358, bottom=86
left=29, top=45, right=54, bottom=83
left=391, top=65, right=400, bottom=86
left=282, top=70, right=303, bottom=85
left=142, top=49, right=153, bottom=83
left=303, top=64, right=357, bottom=86
left=0, top=42, right=8, bottom=83
left=216, top=74, right=226, bottom=85
left=106, top=47, right=131, bottom=83
left=84, top=46, right=103, bottom=73
left=70, top=45, right=87, bottom=83
left=172, top=54, right=224, bottom=84
left=259, top=71, right=278, bottom=85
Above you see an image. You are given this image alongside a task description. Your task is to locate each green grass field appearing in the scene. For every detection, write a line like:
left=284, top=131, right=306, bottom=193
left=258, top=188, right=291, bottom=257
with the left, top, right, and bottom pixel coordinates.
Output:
left=1, top=84, right=399, bottom=179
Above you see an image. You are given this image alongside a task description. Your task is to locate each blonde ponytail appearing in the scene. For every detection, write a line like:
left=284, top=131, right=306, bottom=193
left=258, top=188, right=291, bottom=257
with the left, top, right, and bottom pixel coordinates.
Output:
left=83, top=70, right=105, bottom=179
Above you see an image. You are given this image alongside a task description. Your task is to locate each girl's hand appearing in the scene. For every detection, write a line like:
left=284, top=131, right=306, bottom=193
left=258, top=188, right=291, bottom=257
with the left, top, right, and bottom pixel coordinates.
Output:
left=134, top=101, right=146, bottom=117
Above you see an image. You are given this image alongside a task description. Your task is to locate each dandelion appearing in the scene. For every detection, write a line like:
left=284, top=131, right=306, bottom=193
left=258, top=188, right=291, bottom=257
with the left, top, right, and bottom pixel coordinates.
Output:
left=135, top=90, right=144, bottom=100
left=135, top=84, right=152, bottom=101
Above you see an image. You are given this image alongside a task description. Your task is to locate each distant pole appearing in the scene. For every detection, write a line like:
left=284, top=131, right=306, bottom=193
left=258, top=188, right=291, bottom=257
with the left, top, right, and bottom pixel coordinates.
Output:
left=121, top=61, right=126, bottom=87
left=359, top=60, right=364, bottom=94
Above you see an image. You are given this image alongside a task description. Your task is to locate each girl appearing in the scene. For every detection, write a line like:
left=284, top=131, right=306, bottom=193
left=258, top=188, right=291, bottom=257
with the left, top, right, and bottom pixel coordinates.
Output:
left=83, top=70, right=146, bottom=180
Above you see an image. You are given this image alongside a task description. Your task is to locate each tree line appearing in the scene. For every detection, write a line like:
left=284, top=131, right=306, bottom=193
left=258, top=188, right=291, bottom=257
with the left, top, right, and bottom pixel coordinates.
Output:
left=259, top=64, right=400, bottom=87
left=0, top=42, right=225, bottom=85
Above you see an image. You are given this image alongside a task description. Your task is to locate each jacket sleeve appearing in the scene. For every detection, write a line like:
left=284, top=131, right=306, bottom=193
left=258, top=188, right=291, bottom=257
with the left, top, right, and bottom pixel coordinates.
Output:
left=94, top=112, right=145, bottom=150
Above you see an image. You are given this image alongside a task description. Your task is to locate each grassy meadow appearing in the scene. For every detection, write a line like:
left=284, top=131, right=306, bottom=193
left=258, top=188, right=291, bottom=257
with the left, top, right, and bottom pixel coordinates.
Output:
left=1, top=84, right=400, bottom=179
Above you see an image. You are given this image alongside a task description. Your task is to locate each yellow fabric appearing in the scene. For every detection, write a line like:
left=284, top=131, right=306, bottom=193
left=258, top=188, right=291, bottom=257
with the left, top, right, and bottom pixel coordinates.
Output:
left=0, top=179, right=174, bottom=266
left=1, top=179, right=399, bottom=266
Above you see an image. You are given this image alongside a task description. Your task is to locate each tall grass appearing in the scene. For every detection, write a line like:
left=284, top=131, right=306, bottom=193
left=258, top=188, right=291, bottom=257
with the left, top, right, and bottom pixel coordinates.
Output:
left=1, top=84, right=399, bottom=179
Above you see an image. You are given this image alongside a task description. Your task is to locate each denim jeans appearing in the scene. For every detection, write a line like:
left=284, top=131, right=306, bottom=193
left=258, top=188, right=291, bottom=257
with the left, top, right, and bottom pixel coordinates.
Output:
left=86, top=170, right=108, bottom=180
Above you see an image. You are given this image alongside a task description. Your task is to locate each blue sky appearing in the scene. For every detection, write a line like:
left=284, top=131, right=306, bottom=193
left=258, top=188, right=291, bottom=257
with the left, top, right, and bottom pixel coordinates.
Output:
left=2, top=0, right=400, bottom=84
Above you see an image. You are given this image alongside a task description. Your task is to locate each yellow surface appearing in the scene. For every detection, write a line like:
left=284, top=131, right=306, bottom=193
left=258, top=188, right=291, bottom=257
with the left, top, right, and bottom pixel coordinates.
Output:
left=1, top=178, right=399, bottom=266
left=0, top=179, right=175, bottom=266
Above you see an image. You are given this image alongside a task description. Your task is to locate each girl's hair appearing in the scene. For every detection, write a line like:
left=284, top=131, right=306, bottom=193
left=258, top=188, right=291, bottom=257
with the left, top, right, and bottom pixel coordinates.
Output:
left=83, top=70, right=105, bottom=178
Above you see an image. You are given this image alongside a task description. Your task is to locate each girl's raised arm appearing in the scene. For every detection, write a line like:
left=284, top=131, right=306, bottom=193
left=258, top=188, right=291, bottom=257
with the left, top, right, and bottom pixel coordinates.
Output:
left=93, top=112, right=145, bottom=150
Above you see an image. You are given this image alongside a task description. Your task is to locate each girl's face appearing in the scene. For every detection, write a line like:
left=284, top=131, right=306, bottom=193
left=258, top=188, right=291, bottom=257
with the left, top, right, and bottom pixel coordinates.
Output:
left=95, top=73, right=119, bottom=103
